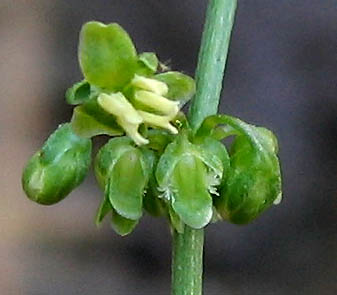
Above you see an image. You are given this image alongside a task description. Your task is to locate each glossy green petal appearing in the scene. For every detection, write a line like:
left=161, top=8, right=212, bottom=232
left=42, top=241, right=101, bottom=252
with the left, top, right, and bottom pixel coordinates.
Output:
left=71, top=97, right=123, bottom=138
left=154, top=71, right=196, bottom=104
left=22, top=124, right=92, bottom=205
left=65, top=80, right=91, bottom=105
left=79, top=21, right=138, bottom=90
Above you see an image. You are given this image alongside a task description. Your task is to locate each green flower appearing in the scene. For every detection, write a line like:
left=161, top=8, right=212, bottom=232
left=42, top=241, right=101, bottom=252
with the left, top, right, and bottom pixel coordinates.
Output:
left=67, top=21, right=196, bottom=145
left=156, top=133, right=229, bottom=229
left=94, top=137, right=154, bottom=235
left=22, top=21, right=282, bottom=236
left=196, top=115, right=282, bottom=224
left=22, top=124, right=92, bottom=205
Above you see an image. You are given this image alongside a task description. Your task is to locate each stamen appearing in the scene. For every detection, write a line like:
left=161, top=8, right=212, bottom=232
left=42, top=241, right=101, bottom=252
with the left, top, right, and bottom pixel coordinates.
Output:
left=134, top=90, right=179, bottom=116
left=131, top=74, right=168, bottom=96
left=117, top=117, right=149, bottom=146
left=98, top=92, right=143, bottom=124
left=98, top=92, right=148, bottom=145
left=138, top=111, right=178, bottom=134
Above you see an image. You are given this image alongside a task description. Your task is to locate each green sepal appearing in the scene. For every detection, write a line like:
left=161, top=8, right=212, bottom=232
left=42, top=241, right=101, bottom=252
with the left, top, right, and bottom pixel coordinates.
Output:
left=171, top=154, right=213, bottom=229
left=22, top=123, right=92, bottom=205
left=111, top=208, right=138, bottom=236
left=71, top=97, right=123, bottom=138
left=105, top=151, right=144, bottom=220
left=65, top=80, right=91, bottom=105
left=136, top=52, right=159, bottom=76
left=201, top=115, right=282, bottom=224
left=79, top=21, right=138, bottom=90
left=95, top=137, right=152, bottom=220
left=156, top=134, right=219, bottom=229
left=154, top=71, right=196, bottom=104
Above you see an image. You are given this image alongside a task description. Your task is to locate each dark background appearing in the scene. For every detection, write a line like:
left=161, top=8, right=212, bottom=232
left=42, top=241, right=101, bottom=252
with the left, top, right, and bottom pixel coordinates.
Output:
left=1, top=0, right=336, bottom=294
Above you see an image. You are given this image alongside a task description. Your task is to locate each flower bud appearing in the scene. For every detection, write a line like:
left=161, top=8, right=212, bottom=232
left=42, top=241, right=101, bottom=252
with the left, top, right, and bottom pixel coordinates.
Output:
left=209, top=118, right=282, bottom=224
left=22, top=124, right=92, bottom=205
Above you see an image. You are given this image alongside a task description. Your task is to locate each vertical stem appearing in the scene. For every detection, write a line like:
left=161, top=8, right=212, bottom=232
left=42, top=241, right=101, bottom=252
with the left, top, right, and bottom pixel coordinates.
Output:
left=172, top=227, right=204, bottom=295
left=172, top=0, right=237, bottom=294
left=188, top=0, right=237, bottom=131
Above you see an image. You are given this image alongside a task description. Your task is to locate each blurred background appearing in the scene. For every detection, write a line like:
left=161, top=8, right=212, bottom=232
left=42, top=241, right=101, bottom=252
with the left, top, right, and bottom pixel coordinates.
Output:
left=1, top=0, right=337, bottom=294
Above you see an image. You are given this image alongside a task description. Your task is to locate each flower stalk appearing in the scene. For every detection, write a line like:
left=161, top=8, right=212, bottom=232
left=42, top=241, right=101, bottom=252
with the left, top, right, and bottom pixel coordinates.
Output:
left=172, top=0, right=238, bottom=294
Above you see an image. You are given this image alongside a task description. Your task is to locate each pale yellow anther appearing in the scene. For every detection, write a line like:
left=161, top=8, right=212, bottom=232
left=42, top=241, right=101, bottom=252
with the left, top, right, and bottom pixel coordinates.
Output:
left=138, top=111, right=178, bottom=134
left=98, top=92, right=148, bottom=146
left=134, top=90, right=179, bottom=117
left=98, top=92, right=143, bottom=124
left=131, top=74, right=168, bottom=96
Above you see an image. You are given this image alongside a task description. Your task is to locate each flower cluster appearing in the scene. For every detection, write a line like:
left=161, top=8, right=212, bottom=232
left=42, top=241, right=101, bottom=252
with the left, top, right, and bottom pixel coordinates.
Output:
left=22, top=22, right=282, bottom=235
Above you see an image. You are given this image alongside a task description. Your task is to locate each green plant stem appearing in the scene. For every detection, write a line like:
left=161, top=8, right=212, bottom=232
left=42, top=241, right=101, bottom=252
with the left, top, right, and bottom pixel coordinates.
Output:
left=172, top=227, right=204, bottom=295
left=172, top=0, right=237, bottom=294
left=188, top=0, right=237, bottom=132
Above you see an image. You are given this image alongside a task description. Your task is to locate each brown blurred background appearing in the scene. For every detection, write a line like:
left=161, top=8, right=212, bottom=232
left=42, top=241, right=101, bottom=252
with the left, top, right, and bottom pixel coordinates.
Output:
left=1, top=0, right=337, bottom=294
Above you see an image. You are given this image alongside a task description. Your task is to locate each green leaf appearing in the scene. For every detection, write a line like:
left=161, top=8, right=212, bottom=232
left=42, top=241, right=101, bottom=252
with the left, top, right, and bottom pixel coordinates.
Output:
left=95, top=138, right=151, bottom=220
left=79, top=21, right=138, bottom=90
left=111, top=208, right=138, bottom=236
left=154, top=71, right=196, bottom=103
left=71, top=97, right=123, bottom=138
left=65, top=80, right=91, bottom=105
left=136, top=52, right=159, bottom=76
left=22, top=124, right=92, bottom=205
